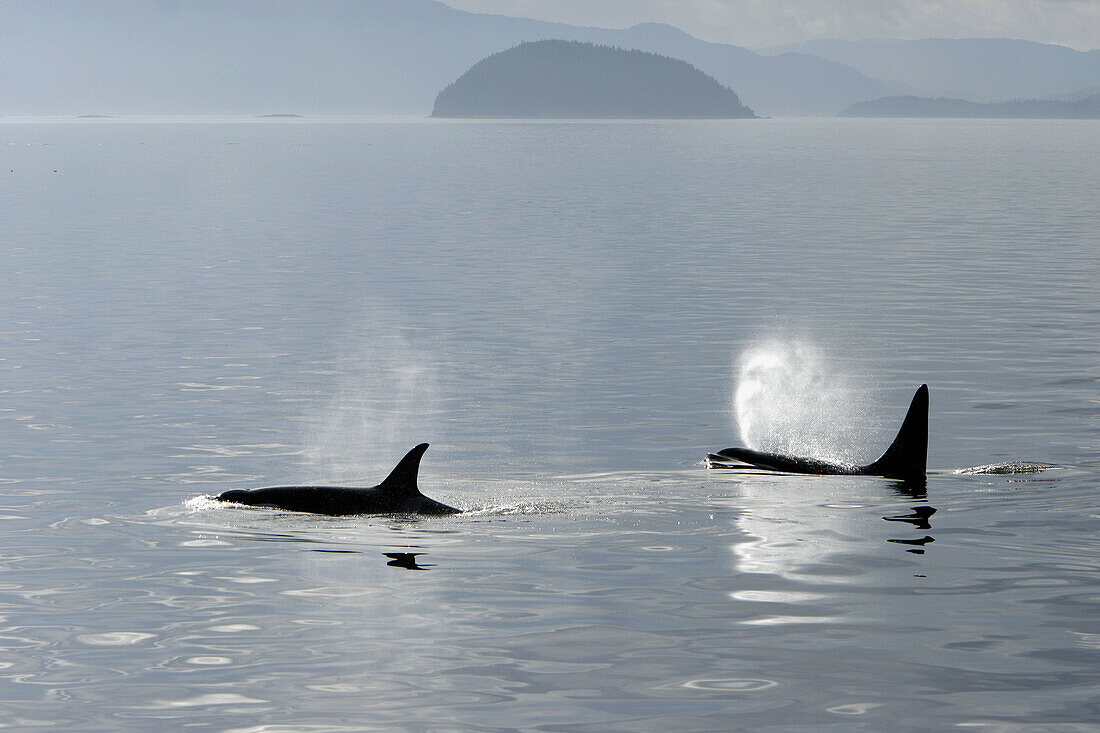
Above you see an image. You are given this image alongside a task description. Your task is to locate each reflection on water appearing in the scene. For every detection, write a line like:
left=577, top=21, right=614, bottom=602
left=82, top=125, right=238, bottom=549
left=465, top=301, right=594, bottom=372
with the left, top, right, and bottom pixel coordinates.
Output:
left=884, top=505, right=938, bottom=552
left=884, top=505, right=937, bottom=530
left=887, top=536, right=935, bottom=553
left=888, top=478, right=927, bottom=500
left=383, top=552, right=432, bottom=570
left=727, top=473, right=939, bottom=585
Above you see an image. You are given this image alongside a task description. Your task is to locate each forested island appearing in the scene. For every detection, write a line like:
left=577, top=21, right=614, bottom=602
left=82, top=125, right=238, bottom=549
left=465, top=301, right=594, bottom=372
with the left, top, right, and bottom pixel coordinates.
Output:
left=432, top=40, right=756, bottom=119
left=839, top=94, right=1100, bottom=118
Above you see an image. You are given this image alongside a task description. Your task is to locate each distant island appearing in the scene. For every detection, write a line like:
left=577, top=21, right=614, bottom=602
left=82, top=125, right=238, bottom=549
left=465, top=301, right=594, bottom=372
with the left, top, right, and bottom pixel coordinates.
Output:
left=839, top=94, right=1100, bottom=118
left=432, top=40, right=756, bottom=119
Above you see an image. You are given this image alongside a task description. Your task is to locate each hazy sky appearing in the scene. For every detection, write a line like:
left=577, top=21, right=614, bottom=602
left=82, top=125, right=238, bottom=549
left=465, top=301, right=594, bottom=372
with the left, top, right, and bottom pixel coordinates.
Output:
left=440, top=0, right=1100, bottom=50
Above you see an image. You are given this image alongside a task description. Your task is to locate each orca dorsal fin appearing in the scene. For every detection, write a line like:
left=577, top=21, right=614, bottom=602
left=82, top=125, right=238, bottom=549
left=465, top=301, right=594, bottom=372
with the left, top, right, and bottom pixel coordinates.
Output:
left=865, top=385, right=928, bottom=482
left=377, top=443, right=429, bottom=494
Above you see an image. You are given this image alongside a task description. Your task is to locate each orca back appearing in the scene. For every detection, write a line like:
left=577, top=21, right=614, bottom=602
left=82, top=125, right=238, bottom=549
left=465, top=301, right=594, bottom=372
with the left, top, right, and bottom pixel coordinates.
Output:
left=215, top=442, right=459, bottom=515
left=377, top=443, right=430, bottom=494
left=863, top=385, right=928, bottom=482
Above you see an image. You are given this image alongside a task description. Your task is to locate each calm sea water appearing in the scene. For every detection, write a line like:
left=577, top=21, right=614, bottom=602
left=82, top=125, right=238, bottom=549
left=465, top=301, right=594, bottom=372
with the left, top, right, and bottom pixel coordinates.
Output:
left=1, top=117, right=1098, bottom=731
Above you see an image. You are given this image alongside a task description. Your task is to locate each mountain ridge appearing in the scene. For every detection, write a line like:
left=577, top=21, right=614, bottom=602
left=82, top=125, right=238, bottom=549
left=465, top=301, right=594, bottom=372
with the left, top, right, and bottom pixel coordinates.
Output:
left=0, top=0, right=892, bottom=116
left=1, top=1, right=1094, bottom=116
left=758, top=37, right=1100, bottom=101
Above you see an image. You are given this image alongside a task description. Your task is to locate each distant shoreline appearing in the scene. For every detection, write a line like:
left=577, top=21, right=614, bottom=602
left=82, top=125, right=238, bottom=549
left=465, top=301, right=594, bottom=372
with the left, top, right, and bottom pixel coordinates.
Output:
left=840, top=94, right=1100, bottom=119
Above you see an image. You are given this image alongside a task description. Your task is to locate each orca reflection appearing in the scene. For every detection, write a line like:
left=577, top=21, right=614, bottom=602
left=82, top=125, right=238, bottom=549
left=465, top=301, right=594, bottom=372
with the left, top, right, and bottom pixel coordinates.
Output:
left=707, top=385, right=929, bottom=485
left=384, top=552, right=432, bottom=570
left=887, top=536, right=935, bottom=554
left=883, top=506, right=937, bottom=530
left=216, top=443, right=459, bottom=516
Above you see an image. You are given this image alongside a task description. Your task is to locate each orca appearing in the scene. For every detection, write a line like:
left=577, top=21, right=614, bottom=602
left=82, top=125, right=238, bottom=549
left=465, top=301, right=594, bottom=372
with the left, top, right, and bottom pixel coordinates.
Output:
left=706, top=384, right=928, bottom=484
left=216, top=443, right=460, bottom=516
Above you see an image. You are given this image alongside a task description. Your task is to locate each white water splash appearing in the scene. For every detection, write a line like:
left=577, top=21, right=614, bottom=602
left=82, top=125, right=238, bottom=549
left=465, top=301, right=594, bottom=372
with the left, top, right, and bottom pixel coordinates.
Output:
left=183, top=495, right=223, bottom=512
left=734, top=340, right=875, bottom=465
left=302, top=321, right=441, bottom=482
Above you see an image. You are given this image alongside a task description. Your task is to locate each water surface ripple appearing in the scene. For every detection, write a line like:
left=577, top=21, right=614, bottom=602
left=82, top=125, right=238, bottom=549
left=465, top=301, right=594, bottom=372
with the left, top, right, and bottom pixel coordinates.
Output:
left=0, top=118, right=1097, bottom=730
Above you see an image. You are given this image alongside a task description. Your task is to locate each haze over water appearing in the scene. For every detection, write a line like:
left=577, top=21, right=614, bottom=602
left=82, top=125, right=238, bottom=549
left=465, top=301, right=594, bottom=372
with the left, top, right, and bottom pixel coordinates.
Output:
left=1, top=117, right=1098, bottom=730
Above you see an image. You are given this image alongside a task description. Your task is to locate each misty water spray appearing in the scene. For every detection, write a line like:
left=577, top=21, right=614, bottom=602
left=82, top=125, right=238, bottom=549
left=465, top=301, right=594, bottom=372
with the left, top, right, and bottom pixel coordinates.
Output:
left=734, top=340, right=877, bottom=466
